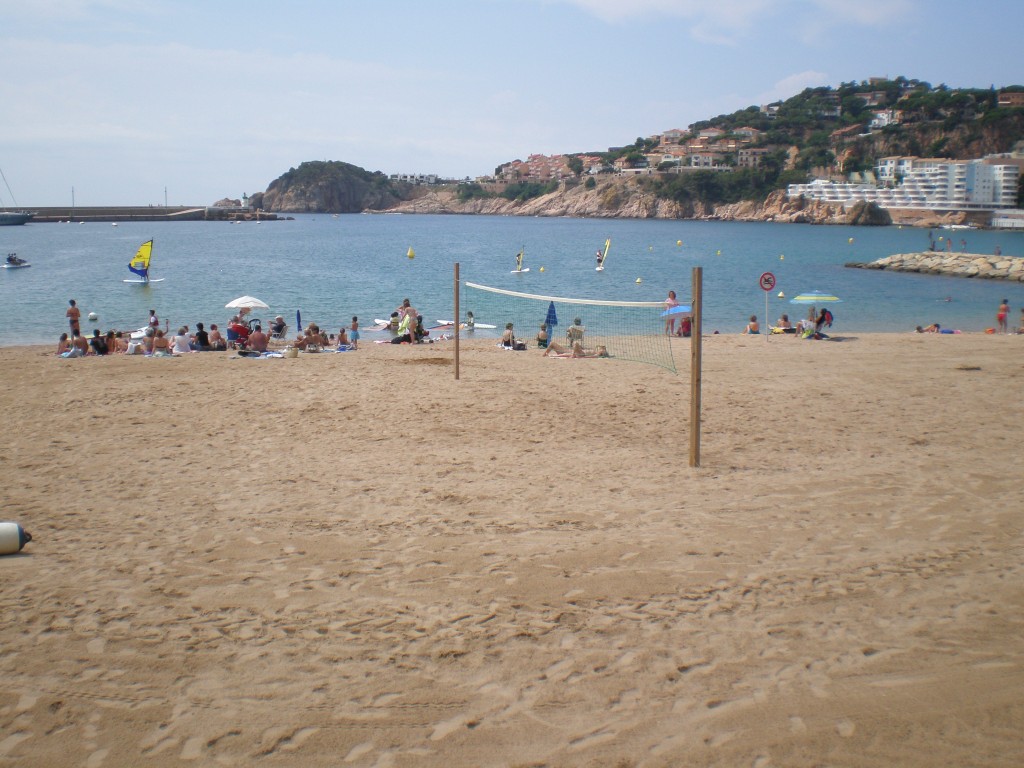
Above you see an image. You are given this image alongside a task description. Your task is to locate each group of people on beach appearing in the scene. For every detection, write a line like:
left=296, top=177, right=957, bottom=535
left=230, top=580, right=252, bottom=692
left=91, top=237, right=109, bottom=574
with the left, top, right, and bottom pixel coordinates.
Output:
left=385, top=298, right=431, bottom=344
left=57, top=297, right=371, bottom=357
left=498, top=315, right=610, bottom=359
left=916, top=299, right=1022, bottom=335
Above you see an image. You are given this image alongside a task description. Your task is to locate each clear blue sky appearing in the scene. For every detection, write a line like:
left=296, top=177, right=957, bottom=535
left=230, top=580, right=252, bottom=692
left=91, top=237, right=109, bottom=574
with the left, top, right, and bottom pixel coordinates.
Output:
left=2, top=0, right=1022, bottom=206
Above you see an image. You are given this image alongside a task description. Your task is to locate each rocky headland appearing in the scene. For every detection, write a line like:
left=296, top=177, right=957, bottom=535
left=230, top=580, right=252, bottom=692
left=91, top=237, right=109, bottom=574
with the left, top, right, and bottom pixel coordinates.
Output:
left=379, top=178, right=986, bottom=228
left=847, top=251, right=1024, bottom=281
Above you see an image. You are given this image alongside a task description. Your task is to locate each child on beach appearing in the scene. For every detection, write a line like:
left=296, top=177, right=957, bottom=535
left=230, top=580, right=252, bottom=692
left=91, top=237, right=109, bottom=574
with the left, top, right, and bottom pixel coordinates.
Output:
left=349, top=316, right=359, bottom=349
left=997, top=299, right=1009, bottom=333
left=536, top=324, right=549, bottom=348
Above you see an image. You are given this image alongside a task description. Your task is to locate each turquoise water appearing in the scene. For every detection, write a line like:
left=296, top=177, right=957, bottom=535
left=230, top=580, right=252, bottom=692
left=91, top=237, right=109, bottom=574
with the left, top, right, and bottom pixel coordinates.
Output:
left=1, top=214, right=1023, bottom=346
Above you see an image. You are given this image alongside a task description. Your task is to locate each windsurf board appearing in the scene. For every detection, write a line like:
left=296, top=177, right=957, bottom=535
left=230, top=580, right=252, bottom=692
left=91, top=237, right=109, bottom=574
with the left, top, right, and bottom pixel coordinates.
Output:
left=123, top=278, right=165, bottom=284
left=511, top=268, right=530, bottom=273
left=437, top=319, right=497, bottom=329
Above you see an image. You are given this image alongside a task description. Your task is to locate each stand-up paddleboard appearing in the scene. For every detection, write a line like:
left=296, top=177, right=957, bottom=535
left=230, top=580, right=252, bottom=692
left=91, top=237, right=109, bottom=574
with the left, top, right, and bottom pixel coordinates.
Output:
left=596, top=238, right=611, bottom=271
left=511, top=268, right=530, bottom=273
left=123, top=239, right=165, bottom=283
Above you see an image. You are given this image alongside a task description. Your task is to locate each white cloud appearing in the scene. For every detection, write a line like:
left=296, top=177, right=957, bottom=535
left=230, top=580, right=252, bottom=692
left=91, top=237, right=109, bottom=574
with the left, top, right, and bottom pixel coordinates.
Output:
left=757, top=70, right=831, bottom=104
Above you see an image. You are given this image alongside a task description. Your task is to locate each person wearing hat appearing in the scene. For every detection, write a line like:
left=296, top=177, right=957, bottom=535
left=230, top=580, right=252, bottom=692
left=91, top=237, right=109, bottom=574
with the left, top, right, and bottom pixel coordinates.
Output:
left=566, top=317, right=585, bottom=346
left=271, top=315, right=286, bottom=337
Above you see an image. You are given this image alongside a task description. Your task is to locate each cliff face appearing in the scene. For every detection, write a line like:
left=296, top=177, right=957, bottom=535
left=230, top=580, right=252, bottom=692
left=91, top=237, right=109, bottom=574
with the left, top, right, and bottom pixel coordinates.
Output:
left=386, top=180, right=901, bottom=225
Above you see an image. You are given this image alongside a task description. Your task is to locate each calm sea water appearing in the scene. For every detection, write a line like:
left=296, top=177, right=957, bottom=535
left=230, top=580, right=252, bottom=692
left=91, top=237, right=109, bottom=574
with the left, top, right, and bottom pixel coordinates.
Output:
left=1, top=214, right=1023, bottom=346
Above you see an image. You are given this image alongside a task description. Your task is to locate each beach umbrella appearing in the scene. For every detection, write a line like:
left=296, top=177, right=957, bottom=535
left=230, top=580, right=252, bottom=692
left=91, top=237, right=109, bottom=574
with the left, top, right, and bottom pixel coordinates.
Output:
left=660, top=304, right=693, bottom=316
left=225, top=295, right=270, bottom=310
left=545, top=301, right=558, bottom=330
left=296, top=309, right=302, bottom=332
left=789, top=291, right=842, bottom=304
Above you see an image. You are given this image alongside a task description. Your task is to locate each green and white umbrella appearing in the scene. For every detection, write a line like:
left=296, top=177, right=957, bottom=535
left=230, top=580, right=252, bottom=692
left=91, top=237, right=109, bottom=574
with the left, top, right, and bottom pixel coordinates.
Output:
left=790, top=290, right=842, bottom=304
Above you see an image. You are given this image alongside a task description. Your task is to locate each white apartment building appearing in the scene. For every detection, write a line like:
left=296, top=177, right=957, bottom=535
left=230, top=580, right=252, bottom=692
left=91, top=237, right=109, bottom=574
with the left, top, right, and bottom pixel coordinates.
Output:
left=788, top=158, right=1020, bottom=211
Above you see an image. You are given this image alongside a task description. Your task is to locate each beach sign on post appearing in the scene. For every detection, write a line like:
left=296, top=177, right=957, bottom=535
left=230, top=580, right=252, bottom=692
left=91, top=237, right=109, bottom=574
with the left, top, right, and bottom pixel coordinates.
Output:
left=759, top=272, right=776, bottom=342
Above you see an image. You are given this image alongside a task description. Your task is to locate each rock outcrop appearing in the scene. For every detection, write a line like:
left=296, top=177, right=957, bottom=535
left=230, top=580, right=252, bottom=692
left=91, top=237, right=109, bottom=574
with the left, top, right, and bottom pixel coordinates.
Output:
left=848, top=251, right=1024, bottom=281
left=258, top=161, right=407, bottom=214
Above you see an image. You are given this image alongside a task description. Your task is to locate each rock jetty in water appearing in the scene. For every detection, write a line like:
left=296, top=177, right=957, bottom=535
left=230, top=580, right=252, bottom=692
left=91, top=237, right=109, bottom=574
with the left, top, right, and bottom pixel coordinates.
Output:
left=847, top=252, right=1024, bottom=282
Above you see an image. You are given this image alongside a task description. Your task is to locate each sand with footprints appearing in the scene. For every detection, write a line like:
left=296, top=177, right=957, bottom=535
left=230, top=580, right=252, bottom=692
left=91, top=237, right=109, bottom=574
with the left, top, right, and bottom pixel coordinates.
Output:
left=1, top=334, right=1022, bottom=767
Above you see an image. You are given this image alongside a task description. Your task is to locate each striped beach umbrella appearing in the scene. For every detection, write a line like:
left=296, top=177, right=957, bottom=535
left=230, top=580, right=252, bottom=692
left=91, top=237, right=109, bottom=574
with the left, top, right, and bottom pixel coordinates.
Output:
left=790, top=290, right=842, bottom=304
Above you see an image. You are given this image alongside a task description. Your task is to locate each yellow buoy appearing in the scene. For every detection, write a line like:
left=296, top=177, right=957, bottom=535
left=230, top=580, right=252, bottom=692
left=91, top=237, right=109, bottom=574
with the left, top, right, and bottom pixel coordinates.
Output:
left=635, top=277, right=642, bottom=284
left=716, top=249, right=721, bottom=256
left=539, top=266, right=545, bottom=272
left=777, top=291, right=785, bottom=299
left=677, top=240, right=682, bottom=246
left=407, top=246, right=415, bottom=259
left=779, top=254, right=784, bottom=260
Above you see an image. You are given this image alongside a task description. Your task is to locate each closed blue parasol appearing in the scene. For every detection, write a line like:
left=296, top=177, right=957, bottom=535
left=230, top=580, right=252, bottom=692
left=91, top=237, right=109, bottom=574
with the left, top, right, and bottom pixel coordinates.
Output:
left=545, top=301, right=558, bottom=329
left=296, top=308, right=302, bottom=332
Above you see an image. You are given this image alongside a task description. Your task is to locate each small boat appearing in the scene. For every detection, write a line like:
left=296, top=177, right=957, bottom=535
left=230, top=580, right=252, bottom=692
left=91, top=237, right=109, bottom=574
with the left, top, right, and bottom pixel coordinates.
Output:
left=123, top=239, right=165, bottom=284
left=0, top=211, right=33, bottom=226
left=0, top=167, right=33, bottom=225
left=2, top=252, right=29, bottom=269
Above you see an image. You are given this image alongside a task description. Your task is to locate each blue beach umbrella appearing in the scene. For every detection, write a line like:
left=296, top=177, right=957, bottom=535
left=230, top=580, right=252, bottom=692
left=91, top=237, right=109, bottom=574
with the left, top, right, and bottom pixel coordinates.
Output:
left=296, top=308, right=302, bottom=332
left=660, top=304, right=693, bottom=316
left=545, top=301, right=558, bottom=331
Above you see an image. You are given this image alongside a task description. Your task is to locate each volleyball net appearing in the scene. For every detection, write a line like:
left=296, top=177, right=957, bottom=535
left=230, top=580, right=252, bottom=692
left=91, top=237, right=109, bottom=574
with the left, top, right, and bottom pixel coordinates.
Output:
left=460, top=281, right=678, bottom=373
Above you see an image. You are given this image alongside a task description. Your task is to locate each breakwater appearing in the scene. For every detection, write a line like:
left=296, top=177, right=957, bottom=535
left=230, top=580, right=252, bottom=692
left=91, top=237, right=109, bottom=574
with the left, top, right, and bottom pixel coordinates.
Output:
left=24, top=206, right=284, bottom=223
left=847, top=251, right=1024, bottom=282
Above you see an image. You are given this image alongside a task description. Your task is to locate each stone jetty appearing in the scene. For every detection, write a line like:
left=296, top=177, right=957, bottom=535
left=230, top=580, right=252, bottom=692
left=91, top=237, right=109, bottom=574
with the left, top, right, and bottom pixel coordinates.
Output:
left=847, top=252, right=1024, bottom=282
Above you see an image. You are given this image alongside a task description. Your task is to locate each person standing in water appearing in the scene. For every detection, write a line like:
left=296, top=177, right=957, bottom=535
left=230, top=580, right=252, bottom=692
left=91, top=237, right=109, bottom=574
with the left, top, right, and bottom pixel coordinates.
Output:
left=997, top=299, right=1009, bottom=334
left=66, top=299, right=81, bottom=335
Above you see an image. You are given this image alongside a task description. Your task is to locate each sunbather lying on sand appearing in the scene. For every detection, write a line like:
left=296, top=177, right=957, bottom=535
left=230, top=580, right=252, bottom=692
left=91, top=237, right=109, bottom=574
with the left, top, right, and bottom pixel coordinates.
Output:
left=543, top=341, right=609, bottom=358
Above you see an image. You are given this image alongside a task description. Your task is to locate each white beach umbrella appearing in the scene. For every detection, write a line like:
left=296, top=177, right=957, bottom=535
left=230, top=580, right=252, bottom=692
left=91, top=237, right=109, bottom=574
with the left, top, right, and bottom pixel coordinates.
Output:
left=225, top=295, right=270, bottom=310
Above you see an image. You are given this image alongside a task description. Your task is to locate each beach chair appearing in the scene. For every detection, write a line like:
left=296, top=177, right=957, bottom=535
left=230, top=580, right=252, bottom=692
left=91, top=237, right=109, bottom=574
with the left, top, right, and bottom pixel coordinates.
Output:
left=269, top=324, right=289, bottom=346
left=566, top=323, right=585, bottom=347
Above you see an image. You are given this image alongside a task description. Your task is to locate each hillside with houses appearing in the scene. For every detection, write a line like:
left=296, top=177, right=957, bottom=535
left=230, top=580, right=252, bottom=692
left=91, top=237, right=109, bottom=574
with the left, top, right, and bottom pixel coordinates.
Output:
left=255, top=77, right=1024, bottom=227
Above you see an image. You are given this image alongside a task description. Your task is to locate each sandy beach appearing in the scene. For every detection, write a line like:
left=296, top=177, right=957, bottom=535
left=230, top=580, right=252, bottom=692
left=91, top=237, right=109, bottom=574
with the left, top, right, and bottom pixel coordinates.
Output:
left=1, top=333, right=1022, bottom=767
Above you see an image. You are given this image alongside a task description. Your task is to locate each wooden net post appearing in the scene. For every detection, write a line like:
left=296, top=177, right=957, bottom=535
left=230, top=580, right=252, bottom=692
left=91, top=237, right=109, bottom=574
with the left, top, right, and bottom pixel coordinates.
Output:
left=689, top=266, right=702, bottom=467
left=454, top=262, right=460, bottom=380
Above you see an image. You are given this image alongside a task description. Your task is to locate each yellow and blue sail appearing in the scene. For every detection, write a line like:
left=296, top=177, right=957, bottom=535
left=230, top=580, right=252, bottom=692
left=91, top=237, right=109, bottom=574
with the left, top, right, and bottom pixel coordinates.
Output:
left=128, top=240, right=153, bottom=280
